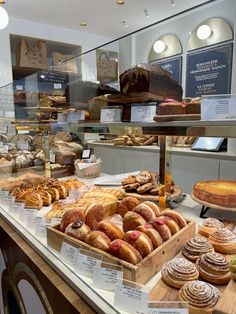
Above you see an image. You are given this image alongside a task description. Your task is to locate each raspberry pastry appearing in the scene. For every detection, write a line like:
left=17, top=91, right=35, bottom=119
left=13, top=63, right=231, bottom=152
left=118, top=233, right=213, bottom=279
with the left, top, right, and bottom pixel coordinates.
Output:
left=159, top=210, right=186, bottom=229
left=133, top=203, right=156, bottom=221
left=151, top=218, right=171, bottom=241
left=85, top=204, right=105, bottom=231
left=123, top=212, right=146, bottom=232
left=85, top=231, right=111, bottom=251
left=97, top=221, right=124, bottom=241
left=182, top=235, right=214, bottom=261
left=136, top=224, right=163, bottom=249
left=109, top=239, right=142, bottom=265
left=123, top=230, right=153, bottom=258
left=158, top=216, right=180, bottom=235
left=118, top=196, right=140, bottom=218
left=142, top=201, right=160, bottom=216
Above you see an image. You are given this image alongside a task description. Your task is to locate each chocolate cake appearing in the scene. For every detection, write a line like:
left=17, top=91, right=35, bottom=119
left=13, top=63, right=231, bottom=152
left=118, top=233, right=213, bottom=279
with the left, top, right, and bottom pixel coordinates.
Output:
left=119, top=64, right=183, bottom=101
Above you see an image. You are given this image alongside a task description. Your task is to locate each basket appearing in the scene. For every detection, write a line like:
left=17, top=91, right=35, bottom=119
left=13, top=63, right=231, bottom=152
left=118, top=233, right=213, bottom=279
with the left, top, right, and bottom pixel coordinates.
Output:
left=74, top=159, right=102, bottom=178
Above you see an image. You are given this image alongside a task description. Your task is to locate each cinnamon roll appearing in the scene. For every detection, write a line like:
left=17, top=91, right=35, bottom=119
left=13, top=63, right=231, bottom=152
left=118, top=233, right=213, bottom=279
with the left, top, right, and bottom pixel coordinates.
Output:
left=179, top=280, right=220, bottom=313
left=198, top=217, right=224, bottom=237
left=196, top=252, right=231, bottom=285
left=161, top=257, right=199, bottom=288
left=209, top=228, right=236, bottom=254
left=182, top=235, right=214, bottom=261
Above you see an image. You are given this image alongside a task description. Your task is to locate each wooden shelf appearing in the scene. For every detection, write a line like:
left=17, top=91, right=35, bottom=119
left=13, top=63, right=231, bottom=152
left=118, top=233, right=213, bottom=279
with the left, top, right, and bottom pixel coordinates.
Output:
left=12, top=66, right=43, bottom=80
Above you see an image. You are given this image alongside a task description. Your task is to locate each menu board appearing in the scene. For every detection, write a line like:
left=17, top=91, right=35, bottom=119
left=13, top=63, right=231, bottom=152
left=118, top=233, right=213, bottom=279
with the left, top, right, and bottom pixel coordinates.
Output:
left=186, top=43, right=233, bottom=97
left=152, top=56, right=182, bottom=84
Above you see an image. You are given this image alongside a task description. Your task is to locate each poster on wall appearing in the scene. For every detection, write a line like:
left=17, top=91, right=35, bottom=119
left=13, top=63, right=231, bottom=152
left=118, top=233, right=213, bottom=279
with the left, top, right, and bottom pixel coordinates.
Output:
left=151, top=56, right=182, bottom=84
left=185, top=43, right=233, bottom=97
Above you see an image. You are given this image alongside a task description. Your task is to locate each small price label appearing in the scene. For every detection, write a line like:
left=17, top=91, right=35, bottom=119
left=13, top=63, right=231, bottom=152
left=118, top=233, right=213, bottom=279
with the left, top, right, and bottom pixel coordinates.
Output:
left=5, top=111, right=14, bottom=118
left=50, top=152, right=56, bottom=163
left=74, top=249, right=102, bottom=278
left=54, top=83, right=62, bottom=89
left=201, top=95, right=236, bottom=120
left=148, top=309, right=188, bottom=314
left=35, top=218, right=48, bottom=238
left=11, top=202, right=25, bottom=215
left=148, top=302, right=189, bottom=314
left=60, top=241, right=78, bottom=266
left=50, top=217, right=62, bottom=226
left=100, top=108, right=121, bottom=123
left=17, top=141, right=29, bottom=150
left=0, top=126, right=7, bottom=134
left=16, top=85, right=24, bottom=91
left=92, top=263, right=123, bottom=291
left=57, top=113, right=67, bottom=122
left=18, top=130, right=30, bottom=134
left=27, top=211, right=38, bottom=229
left=21, top=208, right=34, bottom=224
left=67, top=111, right=85, bottom=123
left=131, top=104, right=156, bottom=122
left=82, top=149, right=91, bottom=159
left=114, top=280, right=149, bottom=314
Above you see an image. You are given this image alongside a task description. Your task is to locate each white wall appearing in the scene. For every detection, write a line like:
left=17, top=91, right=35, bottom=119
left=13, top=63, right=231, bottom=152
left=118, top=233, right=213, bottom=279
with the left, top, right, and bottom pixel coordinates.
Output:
left=0, top=17, right=113, bottom=87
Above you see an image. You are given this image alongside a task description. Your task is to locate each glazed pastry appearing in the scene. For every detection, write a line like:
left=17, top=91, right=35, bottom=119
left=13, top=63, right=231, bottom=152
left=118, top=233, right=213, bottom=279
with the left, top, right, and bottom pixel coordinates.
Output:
left=159, top=210, right=187, bottom=229
left=65, top=220, right=91, bottom=241
left=209, top=228, right=236, bottom=254
left=54, top=184, right=68, bottom=199
left=109, top=239, right=142, bottom=265
left=60, top=208, right=85, bottom=232
left=179, top=280, right=220, bottom=313
left=182, top=235, right=214, bottom=261
left=25, top=192, right=43, bottom=210
left=230, top=256, right=236, bottom=280
left=142, top=201, right=160, bottom=216
left=47, top=188, right=60, bottom=202
left=196, top=252, right=231, bottom=285
left=123, top=212, right=146, bottom=232
left=136, top=224, right=163, bottom=249
left=85, top=231, right=111, bottom=251
left=123, top=230, right=153, bottom=258
left=38, top=190, right=52, bottom=206
left=85, top=204, right=105, bottom=231
left=161, top=257, right=199, bottom=288
left=198, top=217, right=224, bottom=237
left=118, top=196, right=140, bottom=218
left=151, top=218, right=172, bottom=241
left=158, top=216, right=180, bottom=235
left=97, top=221, right=124, bottom=241
left=133, top=203, right=157, bottom=221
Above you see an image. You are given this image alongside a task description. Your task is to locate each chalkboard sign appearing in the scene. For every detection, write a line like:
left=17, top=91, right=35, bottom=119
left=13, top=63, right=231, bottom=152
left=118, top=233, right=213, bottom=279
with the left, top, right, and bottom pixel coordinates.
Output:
left=152, top=56, right=182, bottom=84
left=186, top=43, right=233, bottom=97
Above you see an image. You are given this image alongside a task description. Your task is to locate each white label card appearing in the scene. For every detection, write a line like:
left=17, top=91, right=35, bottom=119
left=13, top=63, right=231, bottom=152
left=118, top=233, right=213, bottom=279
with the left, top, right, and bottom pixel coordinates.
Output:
left=11, top=202, right=25, bottom=215
left=50, top=152, right=56, bottom=163
left=0, top=126, right=7, bottom=134
left=148, top=302, right=189, bottom=314
left=26, top=211, right=38, bottom=229
left=57, top=113, right=67, bottom=122
left=16, top=85, right=24, bottom=91
left=201, top=96, right=236, bottom=120
left=67, top=111, right=85, bottom=122
left=60, top=242, right=78, bottom=266
left=18, top=130, right=30, bottom=134
left=131, top=104, right=156, bottom=122
left=92, top=263, right=123, bottom=291
left=114, top=281, right=149, bottom=314
left=5, top=111, right=15, bottom=118
left=74, top=249, right=102, bottom=278
left=100, top=108, right=121, bottom=123
left=54, top=83, right=62, bottom=89
left=21, top=208, right=34, bottom=224
left=148, top=309, right=188, bottom=314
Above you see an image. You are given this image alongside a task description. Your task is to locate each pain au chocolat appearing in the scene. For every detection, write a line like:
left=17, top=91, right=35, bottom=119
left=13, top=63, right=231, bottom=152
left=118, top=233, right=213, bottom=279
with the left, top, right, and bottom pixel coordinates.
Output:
left=193, top=180, right=236, bottom=208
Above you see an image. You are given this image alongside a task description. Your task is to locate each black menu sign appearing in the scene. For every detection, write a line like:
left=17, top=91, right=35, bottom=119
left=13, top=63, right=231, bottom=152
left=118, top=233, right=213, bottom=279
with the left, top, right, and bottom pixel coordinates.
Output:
left=152, top=56, right=182, bottom=84
left=186, top=43, right=233, bottom=97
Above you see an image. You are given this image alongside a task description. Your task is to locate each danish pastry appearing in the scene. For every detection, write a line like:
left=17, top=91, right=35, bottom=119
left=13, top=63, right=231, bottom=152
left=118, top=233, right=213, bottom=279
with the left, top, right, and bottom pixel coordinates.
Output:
left=97, top=221, right=124, bottom=241
left=182, top=235, right=214, bottom=261
left=209, top=228, right=236, bottom=254
left=85, top=231, right=111, bottom=251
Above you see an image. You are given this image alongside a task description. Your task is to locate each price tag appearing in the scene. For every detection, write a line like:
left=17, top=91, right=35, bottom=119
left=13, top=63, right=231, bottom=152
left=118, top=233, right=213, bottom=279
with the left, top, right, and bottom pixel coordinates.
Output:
left=57, top=113, right=67, bottom=122
left=18, top=130, right=30, bottom=134
left=50, top=217, right=62, bottom=226
left=74, top=249, right=102, bottom=278
left=0, top=126, right=7, bottom=134
left=54, top=83, right=62, bottom=89
left=92, top=262, right=123, bottom=291
left=5, top=111, right=15, bottom=118
left=26, top=211, right=38, bottom=229
left=100, top=107, right=121, bottom=123
left=148, top=302, right=189, bottom=314
left=201, top=95, right=236, bottom=120
left=16, top=85, right=24, bottom=91
left=114, top=280, right=149, bottom=314
left=67, top=111, right=85, bottom=123
left=17, top=141, right=29, bottom=150
left=131, top=104, right=156, bottom=122
left=11, top=202, right=25, bottom=215
left=82, top=149, right=91, bottom=159
left=35, top=218, right=48, bottom=238
left=21, top=208, right=34, bottom=224
left=50, top=152, right=56, bottom=163
left=60, top=241, right=78, bottom=266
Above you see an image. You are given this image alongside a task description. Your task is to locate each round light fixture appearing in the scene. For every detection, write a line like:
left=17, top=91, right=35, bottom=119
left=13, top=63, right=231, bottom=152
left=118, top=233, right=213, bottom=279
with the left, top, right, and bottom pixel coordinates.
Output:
left=80, top=22, right=87, bottom=27
left=197, top=24, right=212, bottom=40
left=0, top=6, right=9, bottom=30
left=116, top=0, right=124, bottom=4
left=153, top=40, right=166, bottom=53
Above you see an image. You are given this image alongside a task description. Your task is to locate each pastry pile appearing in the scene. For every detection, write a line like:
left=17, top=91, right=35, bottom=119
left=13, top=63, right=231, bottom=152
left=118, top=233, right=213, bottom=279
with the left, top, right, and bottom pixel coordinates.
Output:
left=113, top=135, right=158, bottom=146
left=121, top=171, right=174, bottom=196
left=57, top=196, right=187, bottom=265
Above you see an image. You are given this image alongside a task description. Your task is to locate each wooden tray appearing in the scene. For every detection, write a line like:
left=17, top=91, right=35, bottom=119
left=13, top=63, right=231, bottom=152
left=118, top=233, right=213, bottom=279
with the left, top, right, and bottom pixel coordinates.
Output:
left=154, top=114, right=201, bottom=122
left=47, top=219, right=196, bottom=284
left=121, top=186, right=182, bottom=202
left=191, top=193, right=236, bottom=212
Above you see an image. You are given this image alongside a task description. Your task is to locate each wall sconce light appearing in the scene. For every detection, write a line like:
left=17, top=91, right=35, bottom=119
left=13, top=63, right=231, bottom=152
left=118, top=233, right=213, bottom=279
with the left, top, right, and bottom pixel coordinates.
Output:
left=196, top=24, right=212, bottom=40
left=144, top=9, right=150, bottom=18
left=153, top=40, right=166, bottom=53
left=0, top=2, right=9, bottom=30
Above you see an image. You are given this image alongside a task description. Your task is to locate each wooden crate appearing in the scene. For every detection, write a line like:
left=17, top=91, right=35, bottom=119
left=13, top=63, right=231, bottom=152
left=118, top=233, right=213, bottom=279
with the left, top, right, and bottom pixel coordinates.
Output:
left=47, top=219, right=196, bottom=284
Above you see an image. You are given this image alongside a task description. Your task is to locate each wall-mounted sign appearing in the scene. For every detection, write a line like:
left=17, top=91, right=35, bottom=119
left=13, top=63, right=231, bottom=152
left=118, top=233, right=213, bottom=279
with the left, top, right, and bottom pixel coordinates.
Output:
left=152, top=56, right=182, bottom=84
left=185, top=43, right=233, bottom=97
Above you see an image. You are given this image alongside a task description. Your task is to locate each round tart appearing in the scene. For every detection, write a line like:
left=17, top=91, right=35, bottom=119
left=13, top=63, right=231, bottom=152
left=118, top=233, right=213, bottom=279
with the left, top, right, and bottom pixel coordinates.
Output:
left=198, top=217, right=224, bottom=237
left=209, top=228, right=236, bottom=254
left=182, top=235, right=214, bottom=261
left=193, top=180, right=236, bottom=208
left=196, top=252, right=231, bottom=285
left=179, top=280, right=221, bottom=313
left=161, top=257, right=199, bottom=288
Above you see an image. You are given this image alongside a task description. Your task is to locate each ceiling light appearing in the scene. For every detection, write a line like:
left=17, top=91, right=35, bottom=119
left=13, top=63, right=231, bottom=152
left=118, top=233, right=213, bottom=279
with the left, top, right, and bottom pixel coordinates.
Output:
left=116, top=0, right=124, bottom=5
left=0, top=3, right=8, bottom=30
left=121, top=21, right=128, bottom=28
left=171, top=0, right=175, bottom=6
left=153, top=40, right=166, bottom=53
left=197, top=24, right=212, bottom=40
left=80, top=22, right=87, bottom=27
left=144, top=9, right=149, bottom=18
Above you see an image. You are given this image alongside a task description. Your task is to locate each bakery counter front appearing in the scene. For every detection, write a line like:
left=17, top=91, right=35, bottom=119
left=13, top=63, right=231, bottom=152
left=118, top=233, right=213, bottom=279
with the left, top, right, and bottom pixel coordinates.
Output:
left=0, top=175, right=236, bottom=314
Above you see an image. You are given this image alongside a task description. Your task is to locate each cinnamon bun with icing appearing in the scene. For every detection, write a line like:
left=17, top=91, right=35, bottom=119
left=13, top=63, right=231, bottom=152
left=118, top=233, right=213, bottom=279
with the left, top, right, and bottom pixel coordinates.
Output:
left=161, top=257, right=199, bottom=288
left=198, top=217, right=224, bottom=237
left=179, top=280, right=220, bottom=313
left=209, top=228, right=236, bottom=254
left=196, top=252, right=231, bottom=285
left=182, top=235, right=214, bottom=261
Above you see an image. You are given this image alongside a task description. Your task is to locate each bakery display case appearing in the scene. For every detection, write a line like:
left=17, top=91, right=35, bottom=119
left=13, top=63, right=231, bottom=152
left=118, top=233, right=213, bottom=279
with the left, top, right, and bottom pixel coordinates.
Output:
left=1, top=0, right=236, bottom=313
